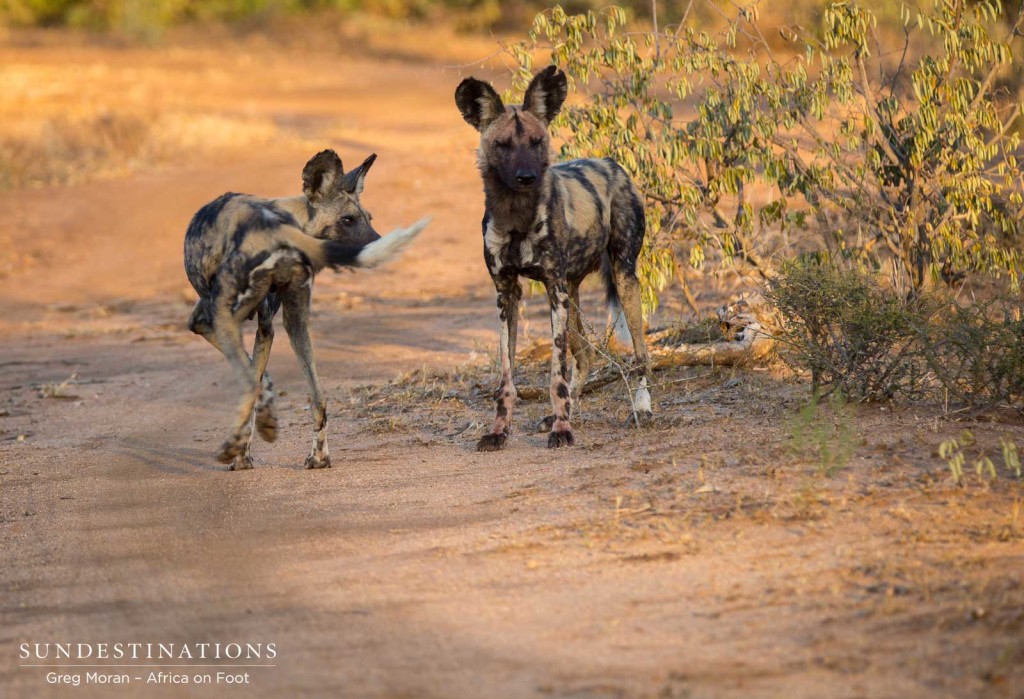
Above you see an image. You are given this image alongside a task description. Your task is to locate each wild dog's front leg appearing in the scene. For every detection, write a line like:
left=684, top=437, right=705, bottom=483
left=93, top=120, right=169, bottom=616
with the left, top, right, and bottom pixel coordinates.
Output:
left=546, top=281, right=574, bottom=448
left=537, top=284, right=590, bottom=434
left=281, top=285, right=330, bottom=469
left=477, top=277, right=521, bottom=452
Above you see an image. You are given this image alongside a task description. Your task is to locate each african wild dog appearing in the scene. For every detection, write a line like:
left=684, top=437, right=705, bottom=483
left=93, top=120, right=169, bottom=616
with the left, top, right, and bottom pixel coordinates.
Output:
left=455, top=66, right=652, bottom=451
left=184, top=149, right=428, bottom=470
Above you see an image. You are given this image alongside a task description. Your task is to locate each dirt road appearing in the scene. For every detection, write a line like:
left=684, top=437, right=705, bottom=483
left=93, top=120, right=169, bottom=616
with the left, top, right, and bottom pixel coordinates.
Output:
left=1, top=38, right=1023, bottom=699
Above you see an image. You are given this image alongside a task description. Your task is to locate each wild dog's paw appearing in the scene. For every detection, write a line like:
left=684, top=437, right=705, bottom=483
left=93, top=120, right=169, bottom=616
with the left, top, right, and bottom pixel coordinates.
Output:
left=627, top=410, right=654, bottom=428
left=255, top=402, right=278, bottom=443
left=216, top=436, right=246, bottom=464
left=547, top=430, right=574, bottom=449
left=535, top=415, right=556, bottom=433
left=304, top=453, right=331, bottom=470
left=476, top=433, right=508, bottom=452
left=230, top=454, right=254, bottom=471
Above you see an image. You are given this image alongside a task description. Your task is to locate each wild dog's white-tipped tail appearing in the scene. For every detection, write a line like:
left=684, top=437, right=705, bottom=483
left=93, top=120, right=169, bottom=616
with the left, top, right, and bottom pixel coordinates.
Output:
left=633, top=376, right=652, bottom=414
left=601, top=253, right=632, bottom=347
left=357, top=217, right=430, bottom=268
left=608, top=298, right=632, bottom=346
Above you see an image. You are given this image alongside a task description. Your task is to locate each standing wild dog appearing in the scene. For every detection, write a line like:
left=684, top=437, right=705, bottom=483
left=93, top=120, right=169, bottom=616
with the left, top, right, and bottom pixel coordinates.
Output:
left=184, top=149, right=428, bottom=470
left=455, top=66, right=652, bottom=451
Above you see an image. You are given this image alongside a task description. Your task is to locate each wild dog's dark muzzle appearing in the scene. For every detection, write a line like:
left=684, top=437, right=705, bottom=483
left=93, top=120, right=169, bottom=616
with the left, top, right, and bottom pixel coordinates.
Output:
left=515, top=169, right=537, bottom=186
left=332, top=222, right=380, bottom=247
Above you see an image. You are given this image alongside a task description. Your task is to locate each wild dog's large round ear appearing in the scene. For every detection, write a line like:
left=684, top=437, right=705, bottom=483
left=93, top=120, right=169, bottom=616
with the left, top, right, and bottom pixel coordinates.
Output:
left=302, top=149, right=344, bottom=204
left=455, top=77, right=505, bottom=132
left=522, top=65, right=568, bottom=124
left=340, top=153, right=377, bottom=195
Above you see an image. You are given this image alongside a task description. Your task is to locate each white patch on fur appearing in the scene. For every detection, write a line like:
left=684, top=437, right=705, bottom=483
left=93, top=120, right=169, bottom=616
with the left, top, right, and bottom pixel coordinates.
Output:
left=259, top=207, right=282, bottom=224
left=519, top=238, right=534, bottom=265
left=484, top=220, right=508, bottom=276
left=633, top=376, right=652, bottom=413
left=234, top=248, right=297, bottom=311
left=608, top=298, right=632, bottom=346
left=356, top=217, right=430, bottom=268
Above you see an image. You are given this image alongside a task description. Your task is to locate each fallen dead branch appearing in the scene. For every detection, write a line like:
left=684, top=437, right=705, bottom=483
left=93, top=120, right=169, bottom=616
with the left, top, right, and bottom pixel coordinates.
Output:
left=516, top=298, right=777, bottom=401
left=648, top=302, right=776, bottom=368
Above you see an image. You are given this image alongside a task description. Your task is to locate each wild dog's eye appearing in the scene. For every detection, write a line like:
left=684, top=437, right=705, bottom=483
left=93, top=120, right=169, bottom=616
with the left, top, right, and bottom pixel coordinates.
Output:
left=496, top=140, right=513, bottom=149
left=530, top=137, right=544, bottom=147
left=341, top=216, right=356, bottom=226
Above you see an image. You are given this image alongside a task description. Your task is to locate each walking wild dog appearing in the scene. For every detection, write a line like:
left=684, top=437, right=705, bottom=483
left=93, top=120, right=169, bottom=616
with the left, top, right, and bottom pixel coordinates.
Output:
left=455, top=66, right=652, bottom=451
left=184, top=149, right=428, bottom=470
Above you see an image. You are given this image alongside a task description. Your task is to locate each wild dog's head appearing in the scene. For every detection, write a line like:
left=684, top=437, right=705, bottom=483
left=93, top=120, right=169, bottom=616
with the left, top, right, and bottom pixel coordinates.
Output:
left=301, top=150, right=381, bottom=246
left=455, top=66, right=568, bottom=193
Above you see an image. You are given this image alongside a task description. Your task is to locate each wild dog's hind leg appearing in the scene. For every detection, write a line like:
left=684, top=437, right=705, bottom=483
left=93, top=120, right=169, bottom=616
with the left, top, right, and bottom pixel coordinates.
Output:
left=211, top=305, right=262, bottom=468
left=188, top=300, right=221, bottom=349
left=478, top=277, right=521, bottom=452
left=251, top=300, right=277, bottom=443
left=280, top=283, right=330, bottom=469
left=189, top=300, right=256, bottom=469
left=546, top=281, right=574, bottom=448
left=612, top=266, right=653, bottom=423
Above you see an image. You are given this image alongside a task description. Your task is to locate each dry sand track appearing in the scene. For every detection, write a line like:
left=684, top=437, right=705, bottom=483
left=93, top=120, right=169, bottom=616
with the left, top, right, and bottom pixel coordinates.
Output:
left=1, top=37, right=1023, bottom=699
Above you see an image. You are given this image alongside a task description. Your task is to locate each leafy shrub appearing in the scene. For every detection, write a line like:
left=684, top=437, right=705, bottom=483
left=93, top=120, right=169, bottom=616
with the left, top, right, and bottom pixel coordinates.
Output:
left=765, top=260, right=928, bottom=400
left=939, top=430, right=1022, bottom=483
left=0, top=0, right=507, bottom=32
left=919, top=297, right=1024, bottom=414
left=505, top=0, right=1024, bottom=313
left=767, top=259, right=1024, bottom=414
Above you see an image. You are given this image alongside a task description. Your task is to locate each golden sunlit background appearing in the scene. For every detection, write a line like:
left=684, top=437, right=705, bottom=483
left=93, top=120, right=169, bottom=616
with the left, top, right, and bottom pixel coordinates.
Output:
left=2, top=3, right=1024, bottom=698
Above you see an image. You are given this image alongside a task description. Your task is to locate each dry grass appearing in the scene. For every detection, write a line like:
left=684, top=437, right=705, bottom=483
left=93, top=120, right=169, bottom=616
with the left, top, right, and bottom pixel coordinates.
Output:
left=36, top=371, right=80, bottom=400
left=0, top=110, right=288, bottom=189
left=0, top=113, right=146, bottom=188
left=0, top=12, right=513, bottom=193
left=343, top=331, right=1024, bottom=526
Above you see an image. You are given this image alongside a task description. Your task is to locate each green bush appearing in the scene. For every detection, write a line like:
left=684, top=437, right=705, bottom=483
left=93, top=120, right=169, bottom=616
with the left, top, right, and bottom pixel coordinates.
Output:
left=0, top=0, right=75, bottom=26
left=766, top=259, right=1024, bottom=414
left=939, top=430, right=1022, bottom=483
left=920, top=297, right=1024, bottom=414
left=0, top=0, right=506, bottom=30
left=506, top=0, right=1024, bottom=314
left=765, top=260, right=929, bottom=400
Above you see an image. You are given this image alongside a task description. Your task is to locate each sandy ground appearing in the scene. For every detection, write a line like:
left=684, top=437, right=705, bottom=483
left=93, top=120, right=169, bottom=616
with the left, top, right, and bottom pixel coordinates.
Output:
left=1, top=35, right=1023, bottom=699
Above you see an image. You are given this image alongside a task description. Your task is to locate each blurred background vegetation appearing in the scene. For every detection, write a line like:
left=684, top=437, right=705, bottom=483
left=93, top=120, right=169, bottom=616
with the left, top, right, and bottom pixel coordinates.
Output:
left=0, top=0, right=923, bottom=36
left=9, top=0, right=527, bottom=34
